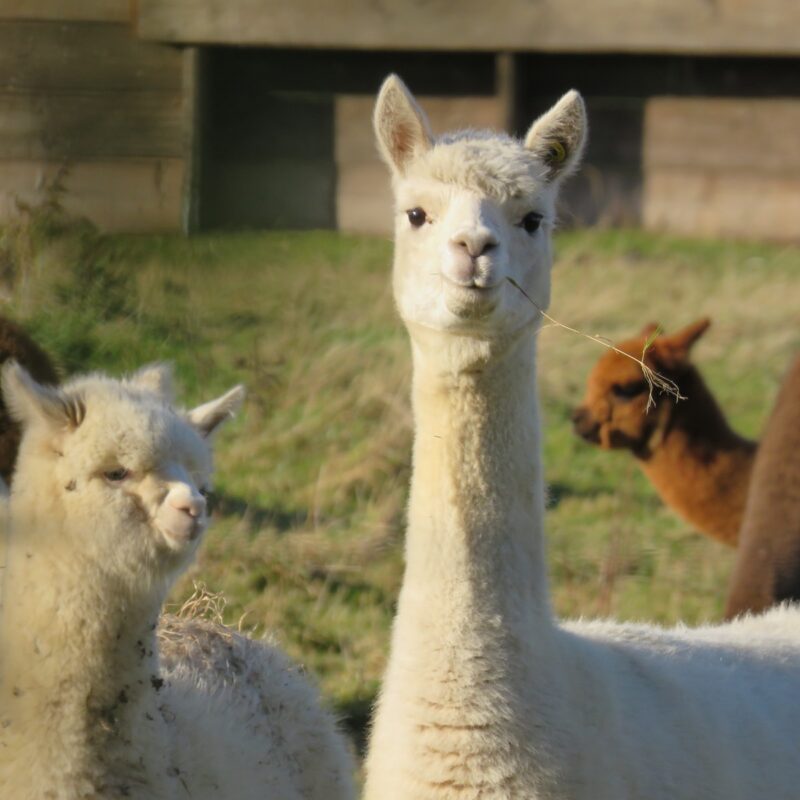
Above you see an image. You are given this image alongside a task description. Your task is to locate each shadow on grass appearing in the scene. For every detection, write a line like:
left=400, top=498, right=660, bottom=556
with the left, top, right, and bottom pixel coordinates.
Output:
left=335, top=693, right=376, bottom=758
left=546, top=481, right=613, bottom=509
left=214, top=492, right=309, bottom=533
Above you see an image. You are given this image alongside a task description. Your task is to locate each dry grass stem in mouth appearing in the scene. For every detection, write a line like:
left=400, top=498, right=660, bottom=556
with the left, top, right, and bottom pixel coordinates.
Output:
left=506, top=277, right=684, bottom=411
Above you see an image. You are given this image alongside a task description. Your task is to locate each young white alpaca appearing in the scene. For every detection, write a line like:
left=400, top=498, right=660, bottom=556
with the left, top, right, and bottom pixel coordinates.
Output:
left=0, top=364, right=354, bottom=800
left=363, top=75, right=800, bottom=800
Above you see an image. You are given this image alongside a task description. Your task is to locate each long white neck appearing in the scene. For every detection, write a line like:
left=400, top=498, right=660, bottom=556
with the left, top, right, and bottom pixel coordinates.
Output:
left=403, top=324, right=551, bottom=628
left=0, top=507, right=173, bottom=796
left=365, top=323, right=563, bottom=798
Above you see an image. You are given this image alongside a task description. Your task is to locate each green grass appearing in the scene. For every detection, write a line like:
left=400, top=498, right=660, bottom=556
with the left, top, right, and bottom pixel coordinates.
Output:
left=5, top=224, right=799, bottom=752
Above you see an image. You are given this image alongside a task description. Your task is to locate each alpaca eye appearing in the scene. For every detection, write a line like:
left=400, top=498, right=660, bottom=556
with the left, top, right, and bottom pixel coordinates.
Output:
left=104, top=467, right=130, bottom=483
left=520, top=212, right=542, bottom=234
left=611, top=381, right=648, bottom=400
left=406, top=207, right=427, bottom=228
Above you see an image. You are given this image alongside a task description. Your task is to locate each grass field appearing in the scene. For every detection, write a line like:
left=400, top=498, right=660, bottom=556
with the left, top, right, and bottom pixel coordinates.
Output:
left=4, top=219, right=799, bottom=751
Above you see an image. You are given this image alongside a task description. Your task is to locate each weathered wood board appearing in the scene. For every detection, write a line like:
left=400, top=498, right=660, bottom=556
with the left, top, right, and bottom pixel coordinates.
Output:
left=643, top=98, right=800, bottom=241
left=0, top=92, right=182, bottom=159
left=136, top=0, right=800, bottom=55
left=0, top=21, right=181, bottom=93
left=644, top=169, right=800, bottom=242
left=0, top=18, right=185, bottom=231
left=0, top=0, right=129, bottom=23
left=336, top=160, right=393, bottom=235
left=0, top=159, right=184, bottom=231
left=645, top=98, right=800, bottom=173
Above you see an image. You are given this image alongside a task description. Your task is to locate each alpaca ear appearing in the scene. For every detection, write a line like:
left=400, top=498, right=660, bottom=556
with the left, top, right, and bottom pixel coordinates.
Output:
left=640, top=322, right=661, bottom=338
left=374, top=74, right=434, bottom=175
left=187, top=385, right=245, bottom=439
left=524, top=90, right=588, bottom=183
left=1, top=360, right=85, bottom=431
left=652, top=318, right=711, bottom=368
left=127, top=362, right=174, bottom=402
left=663, top=318, right=711, bottom=353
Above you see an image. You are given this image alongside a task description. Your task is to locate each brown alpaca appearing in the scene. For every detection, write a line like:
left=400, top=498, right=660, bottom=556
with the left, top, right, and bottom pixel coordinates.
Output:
left=572, top=318, right=756, bottom=548
left=725, top=356, right=800, bottom=619
left=0, top=316, right=59, bottom=484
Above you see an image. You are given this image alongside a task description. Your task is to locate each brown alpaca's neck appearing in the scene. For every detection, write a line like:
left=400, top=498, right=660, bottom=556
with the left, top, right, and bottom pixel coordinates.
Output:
left=640, top=371, right=757, bottom=546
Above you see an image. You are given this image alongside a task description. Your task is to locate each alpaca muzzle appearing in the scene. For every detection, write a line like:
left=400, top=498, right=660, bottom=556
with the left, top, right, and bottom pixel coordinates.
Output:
left=571, top=406, right=600, bottom=444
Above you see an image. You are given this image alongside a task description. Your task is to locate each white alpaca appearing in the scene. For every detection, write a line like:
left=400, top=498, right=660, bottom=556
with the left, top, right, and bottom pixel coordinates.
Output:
left=0, top=364, right=354, bottom=800
left=363, top=75, right=800, bottom=800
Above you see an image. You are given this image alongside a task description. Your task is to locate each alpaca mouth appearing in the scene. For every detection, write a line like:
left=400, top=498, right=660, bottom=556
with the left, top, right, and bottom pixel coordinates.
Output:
left=158, top=519, right=206, bottom=551
left=443, top=279, right=502, bottom=317
left=442, top=271, right=500, bottom=291
left=574, top=423, right=601, bottom=445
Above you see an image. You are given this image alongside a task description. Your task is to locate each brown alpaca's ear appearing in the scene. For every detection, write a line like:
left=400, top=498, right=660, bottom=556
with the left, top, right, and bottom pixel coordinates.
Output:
left=640, top=322, right=661, bottom=338
left=651, top=318, right=711, bottom=369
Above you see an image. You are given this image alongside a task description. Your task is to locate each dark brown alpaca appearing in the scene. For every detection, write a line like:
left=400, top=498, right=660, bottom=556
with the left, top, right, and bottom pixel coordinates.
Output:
left=0, top=316, right=59, bottom=484
left=725, top=356, right=800, bottom=618
left=572, top=318, right=756, bottom=548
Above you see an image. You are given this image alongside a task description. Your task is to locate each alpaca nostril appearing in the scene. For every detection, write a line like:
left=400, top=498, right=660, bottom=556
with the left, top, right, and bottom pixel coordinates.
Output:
left=169, top=493, right=206, bottom=518
left=452, top=231, right=498, bottom=259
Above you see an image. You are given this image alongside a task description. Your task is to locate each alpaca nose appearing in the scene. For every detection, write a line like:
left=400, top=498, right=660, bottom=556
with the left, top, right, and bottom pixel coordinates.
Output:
left=571, top=406, right=601, bottom=443
left=169, top=488, right=206, bottom=518
left=450, top=228, right=498, bottom=259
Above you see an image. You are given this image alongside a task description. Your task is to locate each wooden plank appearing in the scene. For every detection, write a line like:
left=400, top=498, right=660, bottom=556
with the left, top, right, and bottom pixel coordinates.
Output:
left=495, top=53, right=518, bottom=134
left=0, top=159, right=184, bottom=231
left=0, top=0, right=129, bottom=22
left=136, top=0, right=800, bottom=55
left=336, top=160, right=393, bottom=235
left=644, top=98, right=800, bottom=173
left=0, top=21, right=181, bottom=93
left=0, top=92, right=183, bottom=159
left=643, top=168, right=800, bottom=242
left=335, top=95, right=503, bottom=165
left=181, top=47, right=203, bottom=233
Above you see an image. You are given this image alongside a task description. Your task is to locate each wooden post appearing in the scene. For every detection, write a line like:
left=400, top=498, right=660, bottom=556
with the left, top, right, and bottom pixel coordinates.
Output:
left=181, top=46, right=204, bottom=234
left=496, top=52, right=519, bottom=136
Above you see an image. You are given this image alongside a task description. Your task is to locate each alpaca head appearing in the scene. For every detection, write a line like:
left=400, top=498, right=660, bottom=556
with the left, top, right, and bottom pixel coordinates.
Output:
left=374, top=74, right=586, bottom=359
left=571, top=318, right=711, bottom=457
left=2, top=361, right=244, bottom=586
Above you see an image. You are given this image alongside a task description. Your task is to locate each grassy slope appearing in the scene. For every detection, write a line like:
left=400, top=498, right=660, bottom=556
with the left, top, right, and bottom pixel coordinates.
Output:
left=9, top=227, right=800, bottom=748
